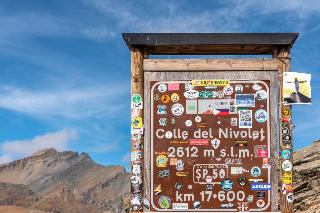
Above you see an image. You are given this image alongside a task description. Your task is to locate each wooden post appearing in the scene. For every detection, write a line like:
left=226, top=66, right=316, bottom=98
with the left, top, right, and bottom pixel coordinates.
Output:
left=131, top=48, right=144, bottom=212
left=278, top=46, right=293, bottom=212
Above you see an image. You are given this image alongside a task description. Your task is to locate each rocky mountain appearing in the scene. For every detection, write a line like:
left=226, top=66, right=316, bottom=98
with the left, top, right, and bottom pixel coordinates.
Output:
left=0, top=148, right=130, bottom=213
left=294, top=139, right=320, bottom=212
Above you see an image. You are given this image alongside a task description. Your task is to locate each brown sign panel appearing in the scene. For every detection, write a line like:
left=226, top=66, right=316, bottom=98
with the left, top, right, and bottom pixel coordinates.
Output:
left=150, top=80, right=271, bottom=212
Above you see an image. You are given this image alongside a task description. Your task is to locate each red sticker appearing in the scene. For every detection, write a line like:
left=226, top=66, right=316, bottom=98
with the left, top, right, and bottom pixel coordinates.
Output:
left=258, top=150, right=268, bottom=157
left=168, top=83, right=179, bottom=91
left=189, top=139, right=209, bottom=145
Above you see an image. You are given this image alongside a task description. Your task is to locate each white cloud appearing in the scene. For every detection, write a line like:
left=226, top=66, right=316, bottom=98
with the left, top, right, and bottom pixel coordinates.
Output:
left=0, top=129, right=78, bottom=164
left=82, top=28, right=116, bottom=41
left=121, top=152, right=131, bottom=162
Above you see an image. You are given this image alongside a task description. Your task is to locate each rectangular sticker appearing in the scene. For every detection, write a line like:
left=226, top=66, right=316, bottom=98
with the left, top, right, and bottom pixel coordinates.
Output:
left=172, top=203, right=188, bottom=210
left=251, top=183, right=271, bottom=190
left=186, top=100, right=197, bottom=114
left=235, top=140, right=247, bottom=147
left=236, top=94, right=255, bottom=107
left=239, top=110, right=252, bottom=128
left=231, top=167, right=243, bottom=174
left=249, top=179, right=263, bottom=183
left=168, top=83, right=179, bottom=91
left=258, top=150, right=268, bottom=157
left=158, top=169, right=170, bottom=178
left=192, top=79, right=230, bottom=86
left=189, top=139, right=209, bottom=145
left=257, top=191, right=266, bottom=198
left=131, top=101, right=143, bottom=109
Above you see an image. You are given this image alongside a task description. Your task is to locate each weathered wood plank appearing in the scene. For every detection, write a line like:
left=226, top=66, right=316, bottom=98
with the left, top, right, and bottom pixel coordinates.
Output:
left=144, top=59, right=278, bottom=71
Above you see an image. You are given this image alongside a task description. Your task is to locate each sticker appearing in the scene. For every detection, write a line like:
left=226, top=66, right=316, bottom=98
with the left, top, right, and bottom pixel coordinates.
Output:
left=251, top=183, right=271, bottom=190
left=131, top=194, right=142, bottom=206
left=256, top=199, right=265, bottom=208
left=131, top=126, right=143, bottom=135
left=231, top=118, right=237, bottom=126
left=131, top=108, right=141, bottom=121
left=287, top=193, right=294, bottom=203
left=185, top=81, right=194, bottom=90
left=176, top=160, right=184, bottom=171
left=239, top=110, right=252, bottom=128
left=204, top=86, right=218, bottom=90
left=193, top=201, right=201, bottom=209
left=235, top=140, right=247, bottom=147
left=282, top=173, right=292, bottom=184
left=217, top=91, right=224, bottom=98
left=257, top=191, right=265, bottom=199
left=206, top=184, right=213, bottom=190
left=195, top=116, right=201, bottom=122
left=249, top=179, right=263, bottom=183
left=254, top=145, right=267, bottom=157
left=283, top=135, right=291, bottom=144
left=206, top=176, right=213, bottom=182
left=282, top=117, right=290, bottom=123
left=231, top=167, right=243, bottom=175
left=235, top=85, right=243, bottom=93
left=238, top=177, right=247, bottom=187
left=153, top=94, right=160, bottom=101
left=184, top=90, right=199, bottom=99
left=221, top=178, right=233, bottom=191
left=157, top=105, right=167, bottom=114
left=237, top=202, right=249, bottom=211
left=131, top=205, right=141, bottom=211
left=132, top=133, right=141, bottom=141
left=214, top=108, right=229, bottom=115
left=170, top=118, right=176, bottom=125
left=175, top=182, right=183, bottom=190
left=165, top=131, right=173, bottom=139
left=251, top=166, right=261, bottom=177
left=290, top=124, right=295, bottom=130
left=161, top=95, right=170, bottom=103
left=172, top=203, right=188, bottom=210
left=221, top=203, right=235, bottom=208
left=154, top=184, right=162, bottom=195
left=283, top=109, right=291, bottom=117
left=131, top=151, right=141, bottom=163
left=255, top=109, right=268, bottom=122
left=192, top=80, right=230, bottom=86
left=236, top=94, right=255, bottom=107
left=186, top=100, right=197, bottom=114
left=223, top=85, right=233, bottom=95
left=131, top=175, right=142, bottom=184
left=260, top=104, right=265, bottom=108
left=211, top=138, right=220, bottom=149
left=158, top=196, right=171, bottom=209
left=253, top=84, right=262, bottom=91
left=168, top=83, right=179, bottom=91
left=283, top=183, right=293, bottom=192
left=170, top=158, right=177, bottom=165
left=258, top=150, right=268, bottom=157
left=185, top=120, right=192, bottom=127
left=176, top=172, right=189, bottom=176
left=131, top=183, right=142, bottom=194
left=158, top=169, right=170, bottom=178
left=188, top=185, right=192, bottom=189
left=256, top=90, right=267, bottom=102
left=229, top=99, right=237, bottom=114
left=245, top=84, right=249, bottom=88
left=159, top=118, right=167, bottom=126
left=131, top=101, right=143, bottom=109
left=190, top=139, right=209, bottom=145
left=282, top=127, right=289, bottom=135
left=132, top=94, right=142, bottom=104
left=282, top=160, right=292, bottom=171
left=132, top=117, right=143, bottom=129
left=246, top=195, right=253, bottom=203
left=282, top=122, right=288, bottom=128
left=156, top=155, right=168, bottom=167
left=142, top=197, right=150, bottom=209
left=262, top=158, right=271, bottom=168
left=171, top=93, right=179, bottom=102
left=281, top=149, right=291, bottom=160
left=199, top=91, right=213, bottom=98
left=133, top=141, right=141, bottom=150
left=158, top=84, right=167, bottom=92
left=171, top=103, right=184, bottom=116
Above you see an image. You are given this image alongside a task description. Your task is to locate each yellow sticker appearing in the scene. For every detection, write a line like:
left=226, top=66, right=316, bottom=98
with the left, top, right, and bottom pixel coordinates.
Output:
left=282, top=173, right=292, bottom=184
left=156, top=155, right=168, bottom=167
left=132, top=117, right=143, bottom=129
left=283, top=109, right=291, bottom=117
left=192, top=80, right=230, bottom=86
left=171, top=93, right=179, bottom=102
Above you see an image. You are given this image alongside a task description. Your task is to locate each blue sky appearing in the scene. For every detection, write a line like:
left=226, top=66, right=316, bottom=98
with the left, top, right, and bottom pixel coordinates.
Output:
left=0, top=0, right=319, bottom=170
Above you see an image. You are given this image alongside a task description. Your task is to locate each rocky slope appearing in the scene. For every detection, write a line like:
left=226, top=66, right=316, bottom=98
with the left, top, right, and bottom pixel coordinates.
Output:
left=293, top=139, right=320, bottom=212
left=0, top=148, right=130, bottom=213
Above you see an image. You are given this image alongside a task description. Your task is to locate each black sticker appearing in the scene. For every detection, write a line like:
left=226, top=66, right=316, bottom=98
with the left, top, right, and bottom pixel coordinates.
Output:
left=206, top=184, right=213, bottom=190
left=175, top=182, right=183, bottom=190
left=158, top=169, right=170, bottom=178
left=235, top=140, right=248, bottom=147
left=131, top=183, right=142, bottom=194
left=193, top=201, right=201, bottom=209
left=257, top=191, right=266, bottom=199
left=238, top=177, right=247, bottom=187
left=283, top=135, right=291, bottom=144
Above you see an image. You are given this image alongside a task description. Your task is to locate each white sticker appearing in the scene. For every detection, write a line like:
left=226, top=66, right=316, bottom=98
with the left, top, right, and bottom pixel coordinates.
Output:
left=256, top=199, right=265, bottom=208
left=231, top=118, right=237, bottom=126
left=253, top=84, right=262, bottom=91
left=195, top=116, right=201, bottom=122
left=211, top=138, right=220, bottom=149
left=206, top=176, right=212, bottom=182
left=185, top=120, right=192, bottom=127
left=235, top=85, right=243, bottom=93
left=231, top=167, right=243, bottom=174
left=158, top=84, right=167, bottom=92
left=173, top=203, right=188, bottom=210
left=256, top=90, right=268, bottom=102
left=282, top=160, right=292, bottom=172
left=165, top=131, right=173, bottom=139
left=131, top=101, right=143, bottom=109
left=184, top=90, right=199, bottom=99
left=223, top=85, right=233, bottom=95
left=185, top=81, right=194, bottom=90
left=171, top=104, right=184, bottom=116
left=287, top=193, right=294, bottom=203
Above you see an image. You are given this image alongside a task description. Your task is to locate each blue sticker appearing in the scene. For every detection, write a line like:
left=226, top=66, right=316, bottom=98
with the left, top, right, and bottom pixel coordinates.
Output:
left=251, top=183, right=271, bottom=190
left=221, top=178, right=233, bottom=191
left=255, top=109, right=268, bottom=122
left=281, top=149, right=291, bottom=160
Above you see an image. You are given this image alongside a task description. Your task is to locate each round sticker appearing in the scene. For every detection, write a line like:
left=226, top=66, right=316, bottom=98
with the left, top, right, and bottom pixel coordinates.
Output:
left=282, top=173, right=292, bottom=184
left=206, top=176, right=212, bottom=182
left=185, top=120, right=192, bottom=127
left=171, top=93, right=179, bottom=102
left=161, top=95, right=170, bottom=103
left=251, top=166, right=261, bottom=177
left=175, top=182, right=183, bottom=190
left=156, top=155, right=168, bottom=167
left=132, top=117, right=143, bottom=129
left=195, top=116, right=201, bottom=123
left=158, top=196, right=171, bottom=209
left=255, top=109, right=268, bottom=122
left=221, top=178, right=233, bottom=191
left=212, top=91, right=217, bottom=98
left=165, top=131, right=173, bottom=139
left=217, top=91, right=224, bottom=98
left=287, top=193, right=294, bottom=203
left=223, top=86, right=233, bottom=95
left=256, top=90, right=267, bottom=101
left=281, top=149, right=291, bottom=160
left=184, top=90, right=199, bottom=99
left=132, top=94, right=142, bottom=104
left=282, top=160, right=292, bottom=171
left=257, top=199, right=265, bottom=208
left=253, top=84, right=262, bottom=91
left=238, top=177, right=247, bottom=187
left=283, top=109, right=291, bottom=117
left=158, top=84, right=167, bottom=92
left=131, top=175, right=142, bottom=184
left=131, top=194, right=142, bottom=206
left=282, top=127, right=289, bottom=136
left=193, top=201, right=201, bottom=209
left=171, top=104, right=184, bottom=116
left=235, top=85, right=243, bottom=93
left=131, top=183, right=142, bottom=194
left=176, top=160, right=184, bottom=171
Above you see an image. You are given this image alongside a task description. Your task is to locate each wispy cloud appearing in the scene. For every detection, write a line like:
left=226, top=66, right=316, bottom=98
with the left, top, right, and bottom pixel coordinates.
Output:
left=121, top=152, right=130, bottom=162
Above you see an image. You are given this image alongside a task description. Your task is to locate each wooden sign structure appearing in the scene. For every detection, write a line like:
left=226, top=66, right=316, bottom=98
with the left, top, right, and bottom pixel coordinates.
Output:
left=124, top=33, right=299, bottom=212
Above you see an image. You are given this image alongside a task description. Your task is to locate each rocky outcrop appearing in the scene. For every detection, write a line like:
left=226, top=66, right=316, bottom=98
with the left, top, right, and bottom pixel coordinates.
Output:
left=0, top=148, right=130, bottom=213
left=293, top=139, right=320, bottom=212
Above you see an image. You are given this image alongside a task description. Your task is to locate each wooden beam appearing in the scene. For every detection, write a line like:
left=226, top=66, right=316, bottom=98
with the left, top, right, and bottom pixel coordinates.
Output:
left=278, top=46, right=293, bottom=212
left=143, top=58, right=278, bottom=71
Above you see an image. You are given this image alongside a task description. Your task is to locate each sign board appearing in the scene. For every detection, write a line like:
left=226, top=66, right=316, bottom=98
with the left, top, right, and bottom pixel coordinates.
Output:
left=150, top=80, right=271, bottom=211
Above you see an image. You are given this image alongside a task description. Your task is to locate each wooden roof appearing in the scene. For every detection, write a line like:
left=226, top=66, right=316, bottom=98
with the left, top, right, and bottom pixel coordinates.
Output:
left=122, top=33, right=299, bottom=55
